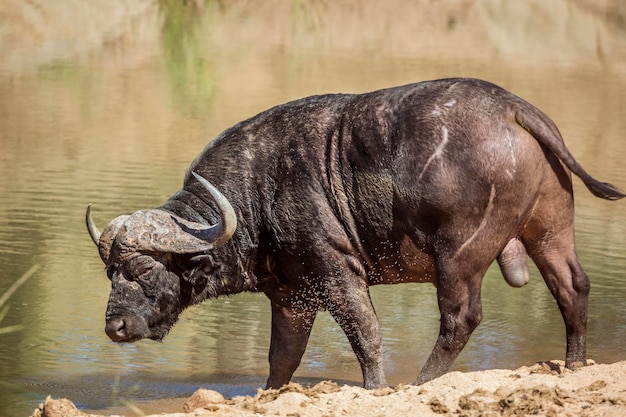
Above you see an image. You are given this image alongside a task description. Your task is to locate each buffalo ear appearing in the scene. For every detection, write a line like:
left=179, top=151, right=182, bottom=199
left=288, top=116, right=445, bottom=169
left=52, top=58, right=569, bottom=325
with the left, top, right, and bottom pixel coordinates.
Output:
left=189, top=254, right=212, bottom=264
left=183, top=254, right=220, bottom=286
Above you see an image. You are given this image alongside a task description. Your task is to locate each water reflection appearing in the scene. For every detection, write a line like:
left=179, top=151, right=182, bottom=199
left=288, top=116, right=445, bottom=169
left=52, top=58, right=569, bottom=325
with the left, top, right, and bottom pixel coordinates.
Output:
left=1, top=1, right=626, bottom=416
left=160, top=0, right=216, bottom=116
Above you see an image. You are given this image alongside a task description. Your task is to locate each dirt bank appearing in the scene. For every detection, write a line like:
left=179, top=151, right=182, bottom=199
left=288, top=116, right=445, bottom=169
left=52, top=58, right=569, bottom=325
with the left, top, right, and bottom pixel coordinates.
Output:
left=31, top=360, right=626, bottom=417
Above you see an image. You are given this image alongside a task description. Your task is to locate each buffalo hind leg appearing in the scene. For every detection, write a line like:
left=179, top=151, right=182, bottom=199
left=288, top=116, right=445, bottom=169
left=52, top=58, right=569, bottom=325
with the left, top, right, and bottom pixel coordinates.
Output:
left=325, top=278, right=387, bottom=389
left=416, top=261, right=486, bottom=384
left=522, top=163, right=590, bottom=370
left=266, top=302, right=316, bottom=389
left=528, top=240, right=590, bottom=369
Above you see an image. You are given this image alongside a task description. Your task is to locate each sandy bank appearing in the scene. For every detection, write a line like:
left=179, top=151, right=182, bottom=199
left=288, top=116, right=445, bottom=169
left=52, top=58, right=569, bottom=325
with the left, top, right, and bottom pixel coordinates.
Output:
left=31, top=360, right=626, bottom=417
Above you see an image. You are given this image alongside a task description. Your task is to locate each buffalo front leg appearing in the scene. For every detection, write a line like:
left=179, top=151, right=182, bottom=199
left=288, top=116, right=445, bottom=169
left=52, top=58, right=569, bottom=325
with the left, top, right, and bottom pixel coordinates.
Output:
left=325, top=279, right=387, bottom=389
left=266, top=302, right=316, bottom=389
left=416, top=263, right=486, bottom=384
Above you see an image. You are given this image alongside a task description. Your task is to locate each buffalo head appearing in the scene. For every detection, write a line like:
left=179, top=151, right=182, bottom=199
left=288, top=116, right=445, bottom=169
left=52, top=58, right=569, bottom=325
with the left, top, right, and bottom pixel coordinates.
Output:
left=86, top=173, right=237, bottom=343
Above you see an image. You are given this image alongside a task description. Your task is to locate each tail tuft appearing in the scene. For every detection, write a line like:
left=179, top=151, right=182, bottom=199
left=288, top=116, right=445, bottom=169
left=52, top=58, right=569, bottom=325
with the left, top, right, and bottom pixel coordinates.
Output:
left=584, top=179, right=626, bottom=201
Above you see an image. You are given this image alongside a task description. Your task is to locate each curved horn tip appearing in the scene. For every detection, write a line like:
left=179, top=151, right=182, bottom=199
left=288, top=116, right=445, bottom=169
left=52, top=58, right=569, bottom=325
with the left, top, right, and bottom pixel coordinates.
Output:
left=86, top=203, right=102, bottom=246
left=191, top=172, right=237, bottom=247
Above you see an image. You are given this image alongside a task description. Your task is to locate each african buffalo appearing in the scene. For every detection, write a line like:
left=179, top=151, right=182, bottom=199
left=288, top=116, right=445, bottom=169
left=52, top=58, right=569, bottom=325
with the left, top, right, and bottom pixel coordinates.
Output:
left=86, top=78, right=624, bottom=389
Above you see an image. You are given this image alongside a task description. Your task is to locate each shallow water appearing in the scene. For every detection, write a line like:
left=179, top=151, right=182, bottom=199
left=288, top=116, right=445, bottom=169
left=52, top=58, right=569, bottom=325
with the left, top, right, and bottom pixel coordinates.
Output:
left=1, top=1, right=626, bottom=416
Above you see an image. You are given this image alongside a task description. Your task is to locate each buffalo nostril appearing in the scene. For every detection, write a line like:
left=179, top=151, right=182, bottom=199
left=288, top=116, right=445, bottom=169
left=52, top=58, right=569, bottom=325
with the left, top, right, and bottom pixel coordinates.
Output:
left=105, top=317, right=126, bottom=342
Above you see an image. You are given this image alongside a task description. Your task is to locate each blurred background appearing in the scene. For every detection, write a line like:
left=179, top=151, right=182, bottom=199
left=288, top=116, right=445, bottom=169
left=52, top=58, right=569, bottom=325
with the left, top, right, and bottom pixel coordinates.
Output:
left=1, top=0, right=625, bottom=415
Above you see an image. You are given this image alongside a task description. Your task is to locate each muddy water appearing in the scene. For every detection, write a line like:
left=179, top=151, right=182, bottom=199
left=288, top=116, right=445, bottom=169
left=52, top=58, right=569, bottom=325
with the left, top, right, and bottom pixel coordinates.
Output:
left=1, top=1, right=626, bottom=416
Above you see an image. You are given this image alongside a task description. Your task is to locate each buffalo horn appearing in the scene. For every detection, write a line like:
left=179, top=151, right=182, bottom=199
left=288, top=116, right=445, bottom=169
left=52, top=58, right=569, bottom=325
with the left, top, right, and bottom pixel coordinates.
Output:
left=85, top=174, right=236, bottom=256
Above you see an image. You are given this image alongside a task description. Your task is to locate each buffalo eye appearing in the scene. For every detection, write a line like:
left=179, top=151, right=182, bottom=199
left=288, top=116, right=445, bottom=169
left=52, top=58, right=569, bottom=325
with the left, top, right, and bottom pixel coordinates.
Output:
left=136, top=265, right=154, bottom=280
left=126, top=256, right=156, bottom=282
